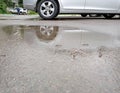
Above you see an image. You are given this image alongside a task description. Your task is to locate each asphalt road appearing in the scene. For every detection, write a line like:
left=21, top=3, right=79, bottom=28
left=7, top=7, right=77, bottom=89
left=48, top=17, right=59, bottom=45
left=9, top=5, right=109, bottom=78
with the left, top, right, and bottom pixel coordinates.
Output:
left=0, top=14, right=120, bottom=93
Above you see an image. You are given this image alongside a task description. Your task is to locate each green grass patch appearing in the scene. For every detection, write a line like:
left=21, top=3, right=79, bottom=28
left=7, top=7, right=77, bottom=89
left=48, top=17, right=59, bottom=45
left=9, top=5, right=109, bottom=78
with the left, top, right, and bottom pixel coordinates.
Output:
left=28, top=10, right=37, bottom=15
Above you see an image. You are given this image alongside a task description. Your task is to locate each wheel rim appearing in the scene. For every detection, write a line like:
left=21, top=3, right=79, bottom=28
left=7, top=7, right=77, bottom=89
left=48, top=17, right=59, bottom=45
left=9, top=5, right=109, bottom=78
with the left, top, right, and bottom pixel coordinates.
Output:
left=40, top=1, right=55, bottom=17
left=40, top=26, right=54, bottom=36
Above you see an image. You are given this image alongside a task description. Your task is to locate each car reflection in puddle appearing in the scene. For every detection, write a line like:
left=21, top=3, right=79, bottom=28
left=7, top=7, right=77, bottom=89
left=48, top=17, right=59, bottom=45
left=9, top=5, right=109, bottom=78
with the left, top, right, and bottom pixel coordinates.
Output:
left=2, top=25, right=120, bottom=51
left=35, top=26, right=59, bottom=41
left=24, top=26, right=120, bottom=50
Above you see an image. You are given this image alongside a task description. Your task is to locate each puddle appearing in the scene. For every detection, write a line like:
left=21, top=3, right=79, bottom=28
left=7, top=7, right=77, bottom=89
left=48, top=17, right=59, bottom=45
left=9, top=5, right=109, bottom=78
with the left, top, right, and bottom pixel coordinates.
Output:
left=0, top=24, right=120, bottom=93
left=1, top=25, right=120, bottom=51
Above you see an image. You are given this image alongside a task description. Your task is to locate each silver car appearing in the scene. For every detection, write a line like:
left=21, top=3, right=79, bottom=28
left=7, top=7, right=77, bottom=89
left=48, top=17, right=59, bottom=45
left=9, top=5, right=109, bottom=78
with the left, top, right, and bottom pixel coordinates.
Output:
left=23, top=0, right=120, bottom=19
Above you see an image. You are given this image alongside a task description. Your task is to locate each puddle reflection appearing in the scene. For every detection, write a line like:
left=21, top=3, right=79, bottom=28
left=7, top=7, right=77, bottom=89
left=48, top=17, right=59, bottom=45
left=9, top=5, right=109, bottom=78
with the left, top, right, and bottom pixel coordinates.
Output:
left=2, top=25, right=120, bottom=50
left=3, top=25, right=25, bottom=38
left=34, top=26, right=58, bottom=41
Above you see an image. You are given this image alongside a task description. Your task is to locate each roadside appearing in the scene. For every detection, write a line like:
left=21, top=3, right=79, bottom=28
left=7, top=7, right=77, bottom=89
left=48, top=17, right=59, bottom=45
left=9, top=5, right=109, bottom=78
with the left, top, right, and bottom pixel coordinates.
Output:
left=0, top=15, right=120, bottom=93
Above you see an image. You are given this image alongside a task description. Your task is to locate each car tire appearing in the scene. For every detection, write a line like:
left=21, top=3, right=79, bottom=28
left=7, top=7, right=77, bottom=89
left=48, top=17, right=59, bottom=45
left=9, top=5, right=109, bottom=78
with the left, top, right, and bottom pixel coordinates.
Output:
left=81, top=14, right=87, bottom=17
left=103, top=14, right=115, bottom=19
left=37, top=0, right=59, bottom=19
left=36, top=26, right=59, bottom=40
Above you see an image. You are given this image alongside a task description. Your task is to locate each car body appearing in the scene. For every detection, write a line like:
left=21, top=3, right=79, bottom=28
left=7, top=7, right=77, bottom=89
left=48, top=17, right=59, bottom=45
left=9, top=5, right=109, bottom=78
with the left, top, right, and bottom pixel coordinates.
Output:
left=23, top=0, right=120, bottom=19
left=9, top=7, right=28, bottom=15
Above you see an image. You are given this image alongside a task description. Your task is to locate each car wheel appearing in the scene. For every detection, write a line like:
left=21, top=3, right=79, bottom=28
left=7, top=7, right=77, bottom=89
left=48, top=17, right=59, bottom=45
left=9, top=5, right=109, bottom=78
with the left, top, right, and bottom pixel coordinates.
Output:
left=36, top=26, right=59, bottom=41
left=81, top=14, right=87, bottom=17
left=103, top=14, right=115, bottom=19
left=37, top=0, right=59, bottom=19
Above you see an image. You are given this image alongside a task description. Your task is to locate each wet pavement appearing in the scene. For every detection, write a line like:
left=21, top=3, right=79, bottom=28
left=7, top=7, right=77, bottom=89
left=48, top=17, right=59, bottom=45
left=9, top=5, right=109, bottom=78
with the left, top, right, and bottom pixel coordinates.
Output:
left=0, top=15, right=120, bottom=93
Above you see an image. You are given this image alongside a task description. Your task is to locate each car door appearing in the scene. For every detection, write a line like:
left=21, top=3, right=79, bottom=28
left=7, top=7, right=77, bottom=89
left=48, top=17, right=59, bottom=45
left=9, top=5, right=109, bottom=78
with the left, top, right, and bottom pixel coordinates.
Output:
left=85, top=0, right=120, bottom=12
left=59, top=0, right=85, bottom=10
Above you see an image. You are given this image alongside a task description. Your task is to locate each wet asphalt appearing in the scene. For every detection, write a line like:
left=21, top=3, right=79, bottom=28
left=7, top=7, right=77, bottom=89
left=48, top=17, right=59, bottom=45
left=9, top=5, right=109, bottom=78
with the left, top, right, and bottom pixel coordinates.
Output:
left=0, top=15, right=120, bottom=93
